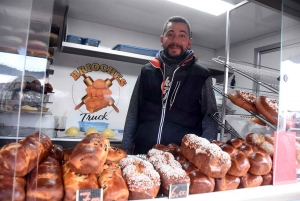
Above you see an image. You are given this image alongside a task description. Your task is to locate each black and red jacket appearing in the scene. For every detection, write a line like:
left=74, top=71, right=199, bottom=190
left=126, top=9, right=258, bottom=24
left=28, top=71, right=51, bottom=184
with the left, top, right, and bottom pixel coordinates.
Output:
left=121, top=51, right=218, bottom=154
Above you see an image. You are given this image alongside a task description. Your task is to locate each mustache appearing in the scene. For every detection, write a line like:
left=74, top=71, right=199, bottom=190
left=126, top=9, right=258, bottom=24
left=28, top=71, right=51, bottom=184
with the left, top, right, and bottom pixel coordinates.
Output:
left=167, top=44, right=183, bottom=49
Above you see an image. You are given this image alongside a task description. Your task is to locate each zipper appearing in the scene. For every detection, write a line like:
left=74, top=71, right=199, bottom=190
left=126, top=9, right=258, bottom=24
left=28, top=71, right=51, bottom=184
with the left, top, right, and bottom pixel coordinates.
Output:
left=156, top=64, right=180, bottom=144
left=169, top=81, right=181, bottom=110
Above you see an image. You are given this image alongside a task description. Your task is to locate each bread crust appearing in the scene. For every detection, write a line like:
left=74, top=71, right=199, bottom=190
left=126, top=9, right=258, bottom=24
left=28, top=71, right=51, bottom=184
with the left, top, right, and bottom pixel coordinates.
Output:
left=228, top=90, right=258, bottom=113
left=255, top=96, right=278, bottom=125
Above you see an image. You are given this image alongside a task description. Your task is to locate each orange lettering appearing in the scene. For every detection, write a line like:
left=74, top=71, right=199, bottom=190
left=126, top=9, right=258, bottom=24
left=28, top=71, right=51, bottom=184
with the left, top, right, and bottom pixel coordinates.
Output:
left=86, top=63, right=93, bottom=72
left=77, top=66, right=88, bottom=75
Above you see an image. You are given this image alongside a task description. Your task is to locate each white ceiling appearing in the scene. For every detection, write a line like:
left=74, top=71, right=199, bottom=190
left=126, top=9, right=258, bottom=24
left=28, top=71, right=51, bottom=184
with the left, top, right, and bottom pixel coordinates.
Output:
left=67, top=0, right=292, bottom=50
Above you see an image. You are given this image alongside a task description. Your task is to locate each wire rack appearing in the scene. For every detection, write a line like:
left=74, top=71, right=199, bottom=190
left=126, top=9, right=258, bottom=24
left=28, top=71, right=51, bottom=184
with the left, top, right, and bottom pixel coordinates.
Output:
left=213, top=56, right=280, bottom=94
left=212, top=85, right=277, bottom=131
left=210, top=112, right=242, bottom=139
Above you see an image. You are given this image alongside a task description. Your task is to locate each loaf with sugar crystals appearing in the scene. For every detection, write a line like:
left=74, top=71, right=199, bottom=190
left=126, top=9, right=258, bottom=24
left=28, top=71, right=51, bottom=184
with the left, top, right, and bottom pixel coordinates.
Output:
left=0, top=132, right=52, bottom=177
left=181, top=134, right=231, bottom=178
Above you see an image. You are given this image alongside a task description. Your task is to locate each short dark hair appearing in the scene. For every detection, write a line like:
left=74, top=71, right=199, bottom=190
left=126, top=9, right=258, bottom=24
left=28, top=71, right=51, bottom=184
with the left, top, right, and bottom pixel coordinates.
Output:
left=162, top=16, right=191, bottom=38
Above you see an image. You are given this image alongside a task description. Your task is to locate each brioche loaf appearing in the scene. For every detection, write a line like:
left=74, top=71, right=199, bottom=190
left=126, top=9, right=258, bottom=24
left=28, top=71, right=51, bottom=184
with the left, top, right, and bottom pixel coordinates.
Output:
left=181, top=134, right=231, bottom=178
left=0, top=132, right=52, bottom=176
left=62, top=162, right=99, bottom=201
left=98, top=162, right=129, bottom=201
left=26, top=156, right=63, bottom=201
left=248, top=152, right=272, bottom=175
left=106, top=146, right=127, bottom=163
left=69, top=133, right=109, bottom=174
left=255, top=96, right=278, bottom=125
left=120, top=157, right=160, bottom=200
left=49, top=144, right=64, bottom=164
left=189, top=170, right=215, bottom=194
left=228, top=90, right=258, bottom=113
left=0, top=175, right=26, bottom=201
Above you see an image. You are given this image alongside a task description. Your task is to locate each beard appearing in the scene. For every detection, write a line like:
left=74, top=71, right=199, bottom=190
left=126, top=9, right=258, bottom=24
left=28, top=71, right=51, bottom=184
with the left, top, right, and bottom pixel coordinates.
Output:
left=163, top=44, right=185, bottom=59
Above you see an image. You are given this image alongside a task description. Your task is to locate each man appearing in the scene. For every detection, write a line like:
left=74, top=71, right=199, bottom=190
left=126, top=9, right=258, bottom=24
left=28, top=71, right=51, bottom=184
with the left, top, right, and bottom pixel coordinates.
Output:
left=121, top=16, right=218, bottom=154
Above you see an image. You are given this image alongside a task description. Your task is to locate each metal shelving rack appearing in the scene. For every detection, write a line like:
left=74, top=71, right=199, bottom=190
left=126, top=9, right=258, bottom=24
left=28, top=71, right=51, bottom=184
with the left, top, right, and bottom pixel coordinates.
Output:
left=212, top=84, right=278, bottom=131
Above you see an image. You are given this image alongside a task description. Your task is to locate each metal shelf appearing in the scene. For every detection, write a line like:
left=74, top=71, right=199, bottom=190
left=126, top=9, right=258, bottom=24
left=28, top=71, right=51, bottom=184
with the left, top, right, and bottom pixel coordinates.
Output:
left=61, top=42, right=153, bottom=65
left=213, top=56, right=280, bottom=94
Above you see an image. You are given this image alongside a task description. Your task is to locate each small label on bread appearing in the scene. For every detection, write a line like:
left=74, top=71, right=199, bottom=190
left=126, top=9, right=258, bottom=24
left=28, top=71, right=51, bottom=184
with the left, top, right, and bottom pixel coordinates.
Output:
left=76, top=189, right=103, bottom=201
left=169, top=184, right=189, bottom=199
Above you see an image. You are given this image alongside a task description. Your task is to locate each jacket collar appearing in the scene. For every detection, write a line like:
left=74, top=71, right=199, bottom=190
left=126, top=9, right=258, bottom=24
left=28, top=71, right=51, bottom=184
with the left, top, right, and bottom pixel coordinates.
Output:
left=149, top=55, right=195, bottom=69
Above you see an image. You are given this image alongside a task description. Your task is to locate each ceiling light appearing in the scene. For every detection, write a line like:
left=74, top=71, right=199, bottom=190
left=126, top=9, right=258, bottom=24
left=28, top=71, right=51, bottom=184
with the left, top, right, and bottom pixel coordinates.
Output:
left=167, top=0, right=235, bottom=16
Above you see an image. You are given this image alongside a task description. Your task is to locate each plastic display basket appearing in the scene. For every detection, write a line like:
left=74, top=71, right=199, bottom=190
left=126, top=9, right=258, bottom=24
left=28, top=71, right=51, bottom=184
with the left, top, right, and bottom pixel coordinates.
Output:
left=78, top=121, right=109, bottom=132
left=81, top=38, right=100, bottom=47
left=66, top=35, right=83, bottom=44
left=112, top=44, right=159, bottom=57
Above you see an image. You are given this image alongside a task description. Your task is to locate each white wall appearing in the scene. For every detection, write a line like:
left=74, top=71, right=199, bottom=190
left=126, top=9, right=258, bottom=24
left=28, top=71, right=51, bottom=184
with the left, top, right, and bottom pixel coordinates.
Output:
left=67, top=18, right=215, bottom=60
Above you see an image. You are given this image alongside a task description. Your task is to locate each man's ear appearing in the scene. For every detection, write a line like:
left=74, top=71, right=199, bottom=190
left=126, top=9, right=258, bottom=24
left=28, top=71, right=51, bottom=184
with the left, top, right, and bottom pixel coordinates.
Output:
left=188, top=38, right=193, bottom=49
left=160, top=35, right=163, bottom=46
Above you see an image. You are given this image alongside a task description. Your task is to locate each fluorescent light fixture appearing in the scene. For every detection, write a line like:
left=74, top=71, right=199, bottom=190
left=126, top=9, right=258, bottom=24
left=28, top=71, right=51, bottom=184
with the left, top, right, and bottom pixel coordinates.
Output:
left=167, top=0, right=235, bottom=16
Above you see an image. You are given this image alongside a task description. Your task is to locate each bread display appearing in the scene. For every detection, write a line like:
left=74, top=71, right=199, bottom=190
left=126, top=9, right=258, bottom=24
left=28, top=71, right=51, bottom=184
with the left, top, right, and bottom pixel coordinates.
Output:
left=68, top=133, right=109, bottom=174
left=147, top=149, right=190, bottom=195
left=106, top=146, right=127, bottom=163
left=0, top=175, right=26, bottom=201
left=181, top=134, right=231, bottom=178
left=0, top=132, right=52, bottom=176
left=119, top=157, right=160, bottom=200
left=228, top=90, right=258, bottom=113
left=62, top=162, right=99, bottom=201
left=26, top=157, right=63, bottom=201
left=255, top=96, right=278, bottom=125
left=98, top=162, right=129, bottom=201
left=214, top=174, right=240, bottom=191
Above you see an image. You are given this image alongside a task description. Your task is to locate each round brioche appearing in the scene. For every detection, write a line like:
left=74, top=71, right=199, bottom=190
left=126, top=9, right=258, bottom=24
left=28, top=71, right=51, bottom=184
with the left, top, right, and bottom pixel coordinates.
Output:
left=261, top=171, right=273, bottom=186
left=255, top=96, right=278, bottom=125
left=228, top=90, right=258, bottom=113
left=238, top=144, right=253, bottom=157
left=239, top=173, right=263, bottom=188
left=189, top=171, right=215, bottom=194
left=248, top=152, right=272, bottom=175
left=226, top=138, right=246, bottom=149
left=228, top=152, right=250, bottom=177
left=152, top=144, right=168, bottom=152
left=215, top=174, right=240, bottom=191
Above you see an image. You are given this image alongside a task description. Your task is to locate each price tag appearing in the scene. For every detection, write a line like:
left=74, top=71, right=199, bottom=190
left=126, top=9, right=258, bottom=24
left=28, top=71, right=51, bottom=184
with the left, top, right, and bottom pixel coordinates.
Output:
left=168, top=184, right=189, bottom=199
left=76, top=189, right=103, bottom=201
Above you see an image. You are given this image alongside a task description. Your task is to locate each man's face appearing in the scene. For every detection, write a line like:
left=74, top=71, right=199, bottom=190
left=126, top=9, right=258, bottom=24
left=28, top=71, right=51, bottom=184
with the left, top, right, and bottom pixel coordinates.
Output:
left=160, top=22, right=193, bottom=58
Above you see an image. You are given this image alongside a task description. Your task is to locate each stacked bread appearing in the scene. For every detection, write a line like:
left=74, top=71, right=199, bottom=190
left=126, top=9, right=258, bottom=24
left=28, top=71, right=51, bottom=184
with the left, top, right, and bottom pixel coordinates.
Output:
left=0, top=132, right=60, bottom=201
left=151, top=144, right=215, bottom=194
left=147, top=149, right=190, bottom=195
left=119, top=156, right=160, bottom=200
left=228, top=90, right=278, bottom=125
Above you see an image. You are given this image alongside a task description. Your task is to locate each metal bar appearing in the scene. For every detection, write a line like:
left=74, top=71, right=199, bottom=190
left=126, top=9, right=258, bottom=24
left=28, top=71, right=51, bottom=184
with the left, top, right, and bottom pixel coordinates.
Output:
left=220, top=7, right=230, bottom=142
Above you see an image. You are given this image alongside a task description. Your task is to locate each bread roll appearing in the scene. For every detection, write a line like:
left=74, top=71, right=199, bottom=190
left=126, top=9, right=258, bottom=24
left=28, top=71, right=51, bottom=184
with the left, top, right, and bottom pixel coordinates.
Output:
left=69, top=133, right=109, bottom=174
left=0, top=132, right=52, bottom=176
left=226, top=138, right=246, bottom=149
left=255, top=96, right=278, bottom=125
left=0, top=175, right=25, bottom=201
left=228, top=90, right=258, bottom=113
left=248, top=152, right=272, bottom=175
left=181, top=161, right=198, bottom=175
left=120, top=157, right=160, bottom=200
left=181, top=134, right=231, bottom=178
left=62, top=162, right=99, bottom=201
left=238, top=144, right=253, bottom=157
left=189, top=170, right=215, bottom=194
left=250, top=117, right=266, bottom=126
left=98, top=162, right=129, bottom=201
left=261, top=171, right=273, bottom=186
left=106, top=146, right=127, bottom=163
left=26, top=157, right=63, bottom=201
left=239, top=173, right=263, bottom=188
left=215, top=174, right=240, bottom=191
left=63, top=148, right=74, bottom=162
